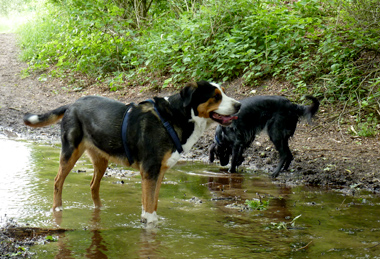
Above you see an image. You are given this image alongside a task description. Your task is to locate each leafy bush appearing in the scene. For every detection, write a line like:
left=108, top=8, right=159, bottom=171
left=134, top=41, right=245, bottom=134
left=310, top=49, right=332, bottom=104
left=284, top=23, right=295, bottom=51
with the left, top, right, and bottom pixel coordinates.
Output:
left=17, top=0, right=380, bottom=135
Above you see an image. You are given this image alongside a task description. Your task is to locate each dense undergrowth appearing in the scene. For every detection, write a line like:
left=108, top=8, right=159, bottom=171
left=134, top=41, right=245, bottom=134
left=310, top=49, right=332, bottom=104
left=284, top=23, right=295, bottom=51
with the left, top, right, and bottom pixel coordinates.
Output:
left=16, top=0, right=380, bottom=136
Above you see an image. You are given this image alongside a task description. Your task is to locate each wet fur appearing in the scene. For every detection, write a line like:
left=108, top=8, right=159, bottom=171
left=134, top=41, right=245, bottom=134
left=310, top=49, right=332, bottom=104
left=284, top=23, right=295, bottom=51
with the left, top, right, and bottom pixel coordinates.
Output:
left=209, top=95, right=319, bottom=178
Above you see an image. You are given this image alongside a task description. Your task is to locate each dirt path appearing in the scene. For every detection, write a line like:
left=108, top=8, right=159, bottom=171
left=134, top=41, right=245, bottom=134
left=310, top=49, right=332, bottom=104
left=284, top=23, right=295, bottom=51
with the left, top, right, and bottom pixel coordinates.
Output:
left=1, top=33, right=379, bottom=193
left=0, top=33, right=78, bottom=140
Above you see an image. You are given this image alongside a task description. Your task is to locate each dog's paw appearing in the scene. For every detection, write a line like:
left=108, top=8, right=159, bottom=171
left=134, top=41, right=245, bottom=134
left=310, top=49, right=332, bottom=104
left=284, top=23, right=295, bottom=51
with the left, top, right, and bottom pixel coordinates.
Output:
left=52, top=206, right=63, bottom=212
left=141, top=210, right=158, bottom=227
left=228, top=168, right=237, bottom=173
left=270, top=172, right=280, bottom=178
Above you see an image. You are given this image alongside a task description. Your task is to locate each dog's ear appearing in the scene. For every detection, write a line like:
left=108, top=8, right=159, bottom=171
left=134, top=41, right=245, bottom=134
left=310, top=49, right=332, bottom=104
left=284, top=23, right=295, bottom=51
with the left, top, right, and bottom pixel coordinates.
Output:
left=181, top=82, right=198, bottom=107
left=209, top=143, right=216, bottom=163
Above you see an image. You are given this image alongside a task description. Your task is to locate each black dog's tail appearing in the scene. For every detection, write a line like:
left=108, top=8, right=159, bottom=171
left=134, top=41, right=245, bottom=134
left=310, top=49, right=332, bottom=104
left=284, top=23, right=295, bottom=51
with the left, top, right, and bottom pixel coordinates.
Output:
left=300, top=95, right=319, bottom=123
left=23, top=105, right=70, bottom=128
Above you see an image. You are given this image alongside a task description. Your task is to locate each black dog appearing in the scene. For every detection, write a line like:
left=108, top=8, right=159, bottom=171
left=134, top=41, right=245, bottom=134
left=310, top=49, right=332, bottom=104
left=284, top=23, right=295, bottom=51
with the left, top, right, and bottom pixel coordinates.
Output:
left=209, top=95, right=319, bottom=177
left=24, top=81, right=240, bottom=225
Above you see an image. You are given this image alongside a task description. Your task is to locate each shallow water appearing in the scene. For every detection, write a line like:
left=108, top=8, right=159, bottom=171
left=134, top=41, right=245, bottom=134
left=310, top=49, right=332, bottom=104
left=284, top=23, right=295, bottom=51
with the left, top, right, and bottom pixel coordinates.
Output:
left=0, top=137, right=379, bottom=258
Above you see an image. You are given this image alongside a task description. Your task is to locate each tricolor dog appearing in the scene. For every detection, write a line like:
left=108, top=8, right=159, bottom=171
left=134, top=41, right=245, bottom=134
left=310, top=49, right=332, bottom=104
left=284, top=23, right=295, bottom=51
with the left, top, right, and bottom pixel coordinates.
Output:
left=209, top=95, right=319, bottom=178
left=24, top=81, right=240, bottom=225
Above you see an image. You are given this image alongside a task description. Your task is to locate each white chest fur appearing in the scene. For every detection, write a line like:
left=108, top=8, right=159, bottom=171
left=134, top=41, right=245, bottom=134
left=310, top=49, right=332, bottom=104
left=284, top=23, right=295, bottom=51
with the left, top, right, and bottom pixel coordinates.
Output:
left=166, top=109, right=211, bottom=168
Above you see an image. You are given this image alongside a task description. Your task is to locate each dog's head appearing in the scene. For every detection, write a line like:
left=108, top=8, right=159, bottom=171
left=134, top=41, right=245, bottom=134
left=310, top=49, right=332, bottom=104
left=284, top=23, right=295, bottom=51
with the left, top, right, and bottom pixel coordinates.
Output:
left=180, top=81, right=240, bottom=126
left=209, top=126, right=232, bottom=166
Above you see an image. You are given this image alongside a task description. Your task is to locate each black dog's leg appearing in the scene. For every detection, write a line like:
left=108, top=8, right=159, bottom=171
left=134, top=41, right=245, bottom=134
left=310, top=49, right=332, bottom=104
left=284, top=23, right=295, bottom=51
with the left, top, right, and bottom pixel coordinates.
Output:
left=229, top=145, right=243, bottom=173
left=271, top=138, right=293, bottom=178
left=282, top=138, right=293, bottom=171
left=209, top=143, right=216, bottom=163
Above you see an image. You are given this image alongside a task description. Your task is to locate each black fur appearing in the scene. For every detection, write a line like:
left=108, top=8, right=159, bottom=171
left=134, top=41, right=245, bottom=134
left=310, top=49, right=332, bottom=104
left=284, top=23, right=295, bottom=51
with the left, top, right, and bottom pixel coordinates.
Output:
left=209, top=95, right=319, bottom=178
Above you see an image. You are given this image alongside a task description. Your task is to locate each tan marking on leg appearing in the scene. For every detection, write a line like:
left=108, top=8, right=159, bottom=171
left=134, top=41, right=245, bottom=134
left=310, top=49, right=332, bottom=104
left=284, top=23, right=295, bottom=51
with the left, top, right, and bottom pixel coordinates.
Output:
left=141, top=175, right=157, bottom=214
left=53, top=142, right=85, bottom=211
left=140, top=151, right=172, bottom=224
left=87, top=149, right=109, bottom=209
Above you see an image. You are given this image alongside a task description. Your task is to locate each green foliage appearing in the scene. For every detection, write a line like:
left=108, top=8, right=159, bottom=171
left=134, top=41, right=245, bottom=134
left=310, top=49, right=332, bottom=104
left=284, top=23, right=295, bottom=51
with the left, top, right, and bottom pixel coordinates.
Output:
left=0, top=0, right=32, bottom=15
left=17, top=0, right=380, bottom=135
left=351, top=116, right=379, bottom=137
left=267, top=214, right=302, bottom=231
left=245, top=198, right=269, bottom=211
left=45, top=235, right=58, bottom=242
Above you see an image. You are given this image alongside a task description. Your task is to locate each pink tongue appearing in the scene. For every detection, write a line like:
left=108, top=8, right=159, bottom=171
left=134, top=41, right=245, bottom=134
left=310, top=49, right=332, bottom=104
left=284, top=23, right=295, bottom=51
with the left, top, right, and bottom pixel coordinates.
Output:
left=218, top=115, right=238, bottom=124
left=214, top=113, right=238, bottom=124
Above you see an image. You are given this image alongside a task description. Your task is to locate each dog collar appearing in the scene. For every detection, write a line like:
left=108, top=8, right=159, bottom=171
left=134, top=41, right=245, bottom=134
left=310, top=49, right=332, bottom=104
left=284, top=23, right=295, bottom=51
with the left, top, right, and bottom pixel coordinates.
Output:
left=146, top=99, right=184, bottom=154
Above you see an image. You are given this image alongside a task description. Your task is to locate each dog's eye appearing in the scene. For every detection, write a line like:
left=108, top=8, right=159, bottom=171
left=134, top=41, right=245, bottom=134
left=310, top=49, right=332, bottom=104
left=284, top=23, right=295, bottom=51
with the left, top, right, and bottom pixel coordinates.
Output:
left=214, top=93, right=222, bottom=101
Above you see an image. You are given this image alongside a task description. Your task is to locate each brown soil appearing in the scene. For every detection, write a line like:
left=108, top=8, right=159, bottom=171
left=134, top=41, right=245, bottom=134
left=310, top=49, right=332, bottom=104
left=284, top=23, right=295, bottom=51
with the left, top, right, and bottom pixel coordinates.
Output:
left=1, top=33, right=380, bottom=194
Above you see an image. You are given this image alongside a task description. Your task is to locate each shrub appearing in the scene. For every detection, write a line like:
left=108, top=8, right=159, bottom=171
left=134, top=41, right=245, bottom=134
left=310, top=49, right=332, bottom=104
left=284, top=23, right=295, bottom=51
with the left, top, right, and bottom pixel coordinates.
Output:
left=16, top=0, right=380, bottom=135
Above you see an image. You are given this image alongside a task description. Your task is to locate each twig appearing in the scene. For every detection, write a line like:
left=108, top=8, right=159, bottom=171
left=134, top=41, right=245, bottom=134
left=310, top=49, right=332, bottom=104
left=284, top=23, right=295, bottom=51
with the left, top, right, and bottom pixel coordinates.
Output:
left=337, top=101, right=348, bottom=143
left=338, top=198, right=346, bottom=209
left=9, top=107, right=22, bottom=112
left=309, top=124, right=322, bottom=132
left=294, top=241, right=313, bottom=251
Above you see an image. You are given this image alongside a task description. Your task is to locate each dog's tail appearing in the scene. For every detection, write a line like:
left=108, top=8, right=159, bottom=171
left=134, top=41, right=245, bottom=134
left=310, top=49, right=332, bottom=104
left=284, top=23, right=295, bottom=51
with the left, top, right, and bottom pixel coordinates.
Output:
left=23, top=105, right=70, bottom=128
left=300, top=95, right=319, bottom=123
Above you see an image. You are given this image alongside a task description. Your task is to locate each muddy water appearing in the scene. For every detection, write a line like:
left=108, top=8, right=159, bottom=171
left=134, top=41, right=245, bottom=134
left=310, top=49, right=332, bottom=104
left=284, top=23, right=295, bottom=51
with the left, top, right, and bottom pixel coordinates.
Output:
left=1, top=138, right=379, bottom=258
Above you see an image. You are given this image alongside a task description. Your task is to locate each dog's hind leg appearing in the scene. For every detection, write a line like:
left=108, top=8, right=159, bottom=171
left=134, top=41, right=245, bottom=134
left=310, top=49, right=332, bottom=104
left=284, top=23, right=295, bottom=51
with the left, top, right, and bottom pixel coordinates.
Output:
left=87, top=149, right=109, bottom=209
left=271, top=138, right=293, bottom=178
left=53, top=142, right=85, bottom=211
left=282, top=138, right=293, bottom=171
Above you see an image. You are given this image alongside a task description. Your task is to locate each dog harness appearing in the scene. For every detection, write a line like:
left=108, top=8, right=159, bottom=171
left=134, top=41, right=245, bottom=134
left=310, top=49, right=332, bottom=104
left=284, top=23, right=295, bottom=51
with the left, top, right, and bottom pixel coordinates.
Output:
left=145, top=99, right=183, bottom=154
left=214, top=135, right=221, bottom=145
left=121, top=103, right=135, bottom=165
left=121, top=99, right=183, bottom=165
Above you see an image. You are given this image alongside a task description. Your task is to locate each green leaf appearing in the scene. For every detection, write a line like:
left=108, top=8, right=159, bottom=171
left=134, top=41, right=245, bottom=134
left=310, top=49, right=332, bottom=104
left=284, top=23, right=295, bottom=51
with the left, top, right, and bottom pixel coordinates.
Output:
left=162, top=78, right=173, bottom=88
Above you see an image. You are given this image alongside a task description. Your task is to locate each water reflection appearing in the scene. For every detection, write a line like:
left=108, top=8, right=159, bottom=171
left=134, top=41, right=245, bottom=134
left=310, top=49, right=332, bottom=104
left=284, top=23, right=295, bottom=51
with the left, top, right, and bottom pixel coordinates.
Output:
left=85, top=210, right=108, bottom=259
left=55, top=232, right=74, bottom=259
left=53, top=208, right=163, bottom=259
left=139, top=228, right=161, bottom=259
left=49, top=171, right=285, bottom=259
left=53, top=209, right=108, bottom=259
left=207, top=173, right=243, bottom=191
left=0, top=138, right=34, bottom=221
left=1, top=138, right=379, bottom=258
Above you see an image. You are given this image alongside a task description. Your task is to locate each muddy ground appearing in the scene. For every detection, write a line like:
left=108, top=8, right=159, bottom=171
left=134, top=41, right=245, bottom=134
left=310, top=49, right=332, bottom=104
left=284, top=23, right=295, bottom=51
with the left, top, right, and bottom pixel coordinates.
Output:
left=0, top=32, right=379, bottom=255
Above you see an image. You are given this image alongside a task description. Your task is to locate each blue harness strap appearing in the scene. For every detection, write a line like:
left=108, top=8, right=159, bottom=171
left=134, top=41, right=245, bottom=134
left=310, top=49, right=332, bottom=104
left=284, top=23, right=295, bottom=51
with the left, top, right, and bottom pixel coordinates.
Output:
left=146, top=99, right=183, bottom=154
left=121, top=100, right=183, bottom=165
left=121, top=103, right=135, bottom=165
left=214, top=134, right=221, bottom=145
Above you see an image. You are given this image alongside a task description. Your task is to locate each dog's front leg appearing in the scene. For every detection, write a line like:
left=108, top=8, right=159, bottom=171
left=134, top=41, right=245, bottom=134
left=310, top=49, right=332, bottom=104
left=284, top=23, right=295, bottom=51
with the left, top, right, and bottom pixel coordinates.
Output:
left=209, top=143, right=216, bottom=163
left=140, top=169, right=166, bottom=227
left=229, top=145, right=243, bottom=173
